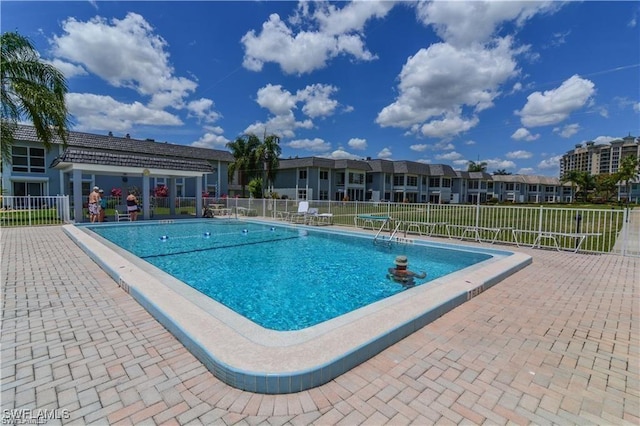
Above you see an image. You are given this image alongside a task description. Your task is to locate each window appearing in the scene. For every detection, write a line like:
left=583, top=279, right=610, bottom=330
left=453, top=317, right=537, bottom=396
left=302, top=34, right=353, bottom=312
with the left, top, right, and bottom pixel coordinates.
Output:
left=349, top=172, right=364, bottom=184
left=297, top=189, right=307, bottom=200
left=428, top=177, right=440, bottom=187
left=319, top=170, right=328, bottom=180
left=529, top=185, right=538, bottom=192
left=406, top=176, right=417, bottom=186
left=298, top=170, right=307, bottom=180
left=319, top=190, right=329, bottom=200
left=393, top=175, right=404, bottom=186
left=545, top=186, right=556, bottom=193
left=442, top=178, right=451, bottom=188
left=505, top=183, right=515, bottom=191
left=468, top=180, right=479, bottom=189
left=12, top=147, right=45, bottom=173
left=487, top=181, right=493, bottom=190
left=12, top=181, right=44, bottom=196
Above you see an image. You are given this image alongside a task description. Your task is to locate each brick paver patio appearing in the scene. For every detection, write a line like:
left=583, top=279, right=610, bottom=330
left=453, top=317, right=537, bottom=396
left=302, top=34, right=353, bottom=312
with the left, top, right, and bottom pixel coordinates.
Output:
left=1, top=226, right=638, bottom=425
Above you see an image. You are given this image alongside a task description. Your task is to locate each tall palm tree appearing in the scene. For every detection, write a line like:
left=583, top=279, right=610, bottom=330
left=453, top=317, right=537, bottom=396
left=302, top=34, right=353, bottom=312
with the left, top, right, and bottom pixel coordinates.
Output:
left=255, top=132, right=281, bottom=196
left=467, top=160, right=487, bottom=172
left=493, top=169, right=511, bottom=175
left=616, top=155, right=640, bottom=203
left=226, top=134, right=260, bottom=197
left=1, top=31, right=69, bottom=163
left=560, top=170, right=582, bottom=203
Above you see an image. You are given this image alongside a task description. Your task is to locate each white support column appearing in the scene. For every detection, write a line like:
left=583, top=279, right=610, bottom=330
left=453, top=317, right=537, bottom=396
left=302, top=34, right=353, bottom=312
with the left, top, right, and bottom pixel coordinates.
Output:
left=142, top=174, right=151, bottom=220
left=195, top=176, right=203, bottom=217
left=169, top=178, right=177, bottom=216
left=72, top=168, right=83, bottom=222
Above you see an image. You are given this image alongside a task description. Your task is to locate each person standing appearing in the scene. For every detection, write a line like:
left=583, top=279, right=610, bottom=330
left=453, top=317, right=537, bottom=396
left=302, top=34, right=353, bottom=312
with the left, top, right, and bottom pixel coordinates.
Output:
left=88, top=186, right=100, bottom=223
left=98, top=189, right=107, bottom=222
left=126, top=192, right=139, bottom=221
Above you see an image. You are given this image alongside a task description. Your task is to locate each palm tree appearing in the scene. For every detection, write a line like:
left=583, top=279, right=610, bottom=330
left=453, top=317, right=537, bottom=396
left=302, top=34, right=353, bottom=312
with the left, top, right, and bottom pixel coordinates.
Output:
left=226, top=134, right=260, bottom=197
left=1, top=31, right=69, bottom=163
left=493, top=169, right=511, bottom=175
left=616, top=155, right=640, bottom=204
left=255, top=132, right=281, bottom=196
left=560, top=170, right=582, bottom=203
left=467, top=160, right=487, bottom=172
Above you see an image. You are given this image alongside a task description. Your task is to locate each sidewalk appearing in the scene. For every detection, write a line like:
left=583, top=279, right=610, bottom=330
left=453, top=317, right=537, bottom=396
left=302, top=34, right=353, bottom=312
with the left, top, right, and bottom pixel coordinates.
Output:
left=1, top=226, right=638, bottom=425
left=612, top=208, right=640, bottom=256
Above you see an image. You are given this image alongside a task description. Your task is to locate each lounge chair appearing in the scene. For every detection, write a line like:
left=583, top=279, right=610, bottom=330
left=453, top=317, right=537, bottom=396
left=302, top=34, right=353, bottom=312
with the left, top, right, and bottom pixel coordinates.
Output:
left=115, top=205, right=131, bottom=221
left=290, top=201, right=309, bottom=223
left=306, top=208, right=333, bottom=225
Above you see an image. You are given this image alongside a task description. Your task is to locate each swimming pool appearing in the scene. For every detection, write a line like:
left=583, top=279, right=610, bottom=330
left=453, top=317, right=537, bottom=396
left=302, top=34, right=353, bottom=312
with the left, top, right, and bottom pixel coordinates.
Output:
left=88, top=221, right=492, bottom=331
left=66, top=219, right=532, bottom=393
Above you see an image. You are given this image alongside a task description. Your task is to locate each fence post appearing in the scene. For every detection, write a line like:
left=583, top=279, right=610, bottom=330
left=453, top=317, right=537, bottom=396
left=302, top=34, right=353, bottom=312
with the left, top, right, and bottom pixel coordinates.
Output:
left=537, top=205, right=544, bottom=238
left=27, top=195, right=32, bottom=226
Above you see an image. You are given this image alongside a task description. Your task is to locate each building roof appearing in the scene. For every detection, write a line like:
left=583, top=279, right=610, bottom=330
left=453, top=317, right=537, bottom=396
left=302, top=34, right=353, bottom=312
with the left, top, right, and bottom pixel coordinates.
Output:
left=51, top=148, right=214, bottom=173
left=13, top=124, right=234, bottom=163
left=490, top=174, right=562, bottom=185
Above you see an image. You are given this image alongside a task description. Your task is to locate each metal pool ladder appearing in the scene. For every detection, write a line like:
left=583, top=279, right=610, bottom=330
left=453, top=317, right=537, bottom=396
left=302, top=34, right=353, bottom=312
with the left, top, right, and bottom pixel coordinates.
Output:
left=373, top=219, right=403, bottom=245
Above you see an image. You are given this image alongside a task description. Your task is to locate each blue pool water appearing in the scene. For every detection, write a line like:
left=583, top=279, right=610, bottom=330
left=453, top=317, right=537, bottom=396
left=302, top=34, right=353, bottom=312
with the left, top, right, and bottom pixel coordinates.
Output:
left=89, top=221, right=492, bottom=331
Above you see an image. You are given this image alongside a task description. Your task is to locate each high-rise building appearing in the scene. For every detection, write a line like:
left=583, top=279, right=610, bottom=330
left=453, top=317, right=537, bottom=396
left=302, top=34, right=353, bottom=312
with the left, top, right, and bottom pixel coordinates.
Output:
left=560, top=135, right=639, bottom=177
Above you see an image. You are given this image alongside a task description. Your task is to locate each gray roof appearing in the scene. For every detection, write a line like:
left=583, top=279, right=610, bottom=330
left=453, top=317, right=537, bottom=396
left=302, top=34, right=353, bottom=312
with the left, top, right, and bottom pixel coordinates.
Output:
left=51, top=148, right=214, bottom=172
left=13, top=124, right=234, bottom=163
left=455, top=171, right=492, bottom=179
left=491, top=174, right=561, bottom=185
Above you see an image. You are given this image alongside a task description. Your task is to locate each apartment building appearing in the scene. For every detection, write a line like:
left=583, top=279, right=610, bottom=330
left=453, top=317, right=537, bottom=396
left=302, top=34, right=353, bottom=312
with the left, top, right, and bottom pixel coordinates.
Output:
left=3, top=125, right=582, bottom=206
left=560, top=135, right=639, bottom=176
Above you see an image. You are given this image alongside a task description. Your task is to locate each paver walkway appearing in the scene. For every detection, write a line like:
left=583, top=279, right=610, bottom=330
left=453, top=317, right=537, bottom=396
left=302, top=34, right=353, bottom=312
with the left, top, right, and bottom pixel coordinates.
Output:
left=1, top=226, right=638, bottom=425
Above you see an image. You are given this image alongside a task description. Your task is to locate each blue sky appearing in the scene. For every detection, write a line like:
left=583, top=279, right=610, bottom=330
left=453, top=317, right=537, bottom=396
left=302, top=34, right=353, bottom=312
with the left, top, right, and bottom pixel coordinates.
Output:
left=2, top=1, right=639, bottom=176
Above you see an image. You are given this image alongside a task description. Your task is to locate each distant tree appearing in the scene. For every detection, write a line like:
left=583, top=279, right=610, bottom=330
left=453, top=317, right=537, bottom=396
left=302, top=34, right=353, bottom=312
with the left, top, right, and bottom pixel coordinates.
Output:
left=467, top=161, right=487, bottom=172
left=616, top=155, right=640, bottom=203
left=560, top=170, right=581, bottom=202
left=226, top=134, right=260, bottom=197
left=255, top=132, right=281, bottom=196
left=594, top=173, right=618, bottom=202
left=493, top=169, right=512, bottom=175
left=1, top=31, right=70, bottom=163
left=562, top=170, right=594, bottom=202
left=248, top=177, right=263, bottom=199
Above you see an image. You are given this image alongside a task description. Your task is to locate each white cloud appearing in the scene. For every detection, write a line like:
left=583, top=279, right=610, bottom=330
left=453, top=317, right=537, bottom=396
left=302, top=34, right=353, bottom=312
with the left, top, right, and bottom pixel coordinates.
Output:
left=553, top=123, right=580, bottom=138
left=436, top=151, right=463, bottom=161
left=52, top=13, right=198, bottom=107
left=249, top=83, right=341, bottom=139
left=377, top=147, right=392, bottom=159
left=241, top=2, right=392, bottom=75
left=464, top=140, right=476, bottom=145
left=410, top=144, right=428, bottom=152
left=288, top=138, right=331, bottom=152
left=538, top=155, right=561, bottom=170
left=297, top=84, right=339, bottom=118
left=256, top=84, right=297, bottom=116
left=45, top=58, right=87, bottom=79
left=348, top=138, right=367, bottom=150
left=506, top=150, right=532, bottom=159
left=414, top=1, right=561, bottom=48
left=511, top=127, right=540, bottom=141
left=376, top=37, right=519, bottom=138
left=187, top=98, right=221, bottom=123
left=515, top=75, right=595, bottom=127
left=518, top=167, right=534, bottom=174
left=191, top=127, right=229, bottom=149
left=66, top=92, right=182, bottom=132
left=323, top=148, right=361, bottom=160
left=484, top=158, right=516, bottom=169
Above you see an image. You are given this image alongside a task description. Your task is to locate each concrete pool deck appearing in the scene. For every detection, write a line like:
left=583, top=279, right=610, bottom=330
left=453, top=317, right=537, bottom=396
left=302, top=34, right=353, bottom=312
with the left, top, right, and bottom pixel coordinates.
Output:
left=2, top=225, right=638, bottom=424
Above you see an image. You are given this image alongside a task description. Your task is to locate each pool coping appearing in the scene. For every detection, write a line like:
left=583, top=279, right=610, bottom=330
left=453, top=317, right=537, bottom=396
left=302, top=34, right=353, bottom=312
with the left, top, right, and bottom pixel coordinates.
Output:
left=63, top=221, right=532, bottom=394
